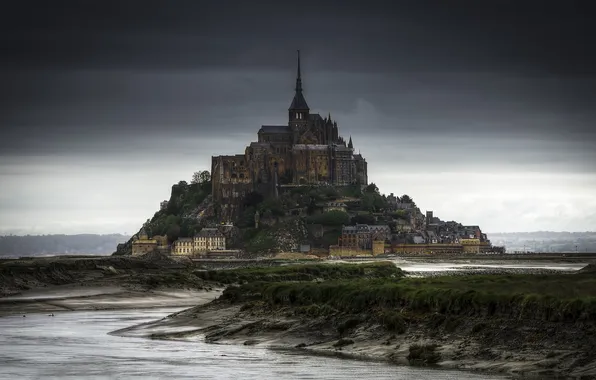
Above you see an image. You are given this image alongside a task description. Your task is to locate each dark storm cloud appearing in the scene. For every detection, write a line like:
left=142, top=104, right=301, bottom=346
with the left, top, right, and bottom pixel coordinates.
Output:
left=1, top=0, right=594, bottom=74
left=1, top=0, right=596, bottom=234
left=0, top=0, right=594, bottom=163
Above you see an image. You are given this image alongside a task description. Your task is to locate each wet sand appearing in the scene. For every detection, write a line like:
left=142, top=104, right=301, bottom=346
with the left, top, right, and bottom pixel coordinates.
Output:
left=112, top=300, right=596, bottom=380
left=0, top=284, right=221, bottom=317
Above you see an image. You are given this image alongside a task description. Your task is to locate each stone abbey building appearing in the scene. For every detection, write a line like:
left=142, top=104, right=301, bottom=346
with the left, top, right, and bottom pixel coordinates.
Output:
left=212, top=51, right=368, bottom=218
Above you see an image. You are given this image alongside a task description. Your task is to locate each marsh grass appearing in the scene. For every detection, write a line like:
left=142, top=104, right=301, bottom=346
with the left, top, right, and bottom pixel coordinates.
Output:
left=407, top=343, right=441, bottom=365
left=194, top=262, right=402, bottom=284
left=222, top=272, right=596, bottom=323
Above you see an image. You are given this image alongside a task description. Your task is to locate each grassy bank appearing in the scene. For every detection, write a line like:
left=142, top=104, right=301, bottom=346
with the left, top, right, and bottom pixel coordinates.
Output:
left=194, top=261, right=403, bottom=284
left=0, top=255, right=202, bottom=296
left=221, top=271, right=596, bottom=323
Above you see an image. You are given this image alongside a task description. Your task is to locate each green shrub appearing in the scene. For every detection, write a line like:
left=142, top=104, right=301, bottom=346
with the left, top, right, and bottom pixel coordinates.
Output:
left=427, top=313, right=447, bottom=329
left=306, top=210, right=351, bottom=226
left=337, top=317, right=363, bottom=335
left=471, top=322, right=488, bottom=334
left=444, top=316, right=462, bottom=333
left=381, top=311, right=407, bottom=334
left=407, top=344, right=441, bottom=365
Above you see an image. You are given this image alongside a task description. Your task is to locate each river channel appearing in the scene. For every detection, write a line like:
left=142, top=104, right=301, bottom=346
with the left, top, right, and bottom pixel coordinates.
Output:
left=0, top=307, right=509, bottom=379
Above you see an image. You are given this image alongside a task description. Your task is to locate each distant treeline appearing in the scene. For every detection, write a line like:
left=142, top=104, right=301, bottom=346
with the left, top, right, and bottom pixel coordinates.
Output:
left=0, top=234, right=131, bottom=257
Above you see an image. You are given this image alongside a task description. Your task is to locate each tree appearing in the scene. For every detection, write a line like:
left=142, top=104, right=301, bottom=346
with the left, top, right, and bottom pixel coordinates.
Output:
left=390, top=210, right=409, bottom=220
left=373, top=194, right=388, bottom=211
left=364, top=183, right=379, bottom=194
left=361, top=193, right=375, bottom=212
left=307, top=210, right=350, bottom=226
left=166, top=224, right=181, bottom=243
left=400, top=194, right=414, bottom=205
left=258, top=198, right=285, bottom=217
left=191, top=170, right=211, bottom=185
left=351, top=214, right=376, bottom=225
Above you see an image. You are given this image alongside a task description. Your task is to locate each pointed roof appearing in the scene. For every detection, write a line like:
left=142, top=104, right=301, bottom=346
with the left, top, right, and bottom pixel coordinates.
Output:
left=348, top=136, right=353, bottom=149
left=289, top=50, right=309, bottom=110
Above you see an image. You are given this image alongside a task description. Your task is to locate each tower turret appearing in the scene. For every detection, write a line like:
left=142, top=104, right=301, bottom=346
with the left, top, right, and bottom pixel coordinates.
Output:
left=289, top=50, right=309, bottom=137
left=348, top=136, right=353, bottom=149
left=332, top=121, right=338, bottom=141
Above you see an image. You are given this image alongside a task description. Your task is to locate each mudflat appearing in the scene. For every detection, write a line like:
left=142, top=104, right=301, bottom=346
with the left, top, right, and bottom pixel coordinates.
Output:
left=115, top=262, right=596, bottom=380
left=0, top=284, right=221, bottom=317
left=0, top=254, right=220, bottom=316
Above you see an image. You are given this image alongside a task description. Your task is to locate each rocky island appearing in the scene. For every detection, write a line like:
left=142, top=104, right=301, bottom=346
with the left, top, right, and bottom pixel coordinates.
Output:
left=113, top=53, right=501, bottom=260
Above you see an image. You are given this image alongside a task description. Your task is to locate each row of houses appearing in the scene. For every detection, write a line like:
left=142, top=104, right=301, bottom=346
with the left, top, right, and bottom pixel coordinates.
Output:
left=328, top=222, right=501, bottom=256
left=131, top=227, right=231, bottom=257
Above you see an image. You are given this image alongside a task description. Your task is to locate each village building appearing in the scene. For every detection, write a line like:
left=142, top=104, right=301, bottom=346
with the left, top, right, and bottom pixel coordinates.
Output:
left=172, top=228, right=226, bottom=256
left=131, top=227, right=157, bottom=256
left=193, top=228, right=226, bottom=252
left=172, top=237, right=193, bottom=255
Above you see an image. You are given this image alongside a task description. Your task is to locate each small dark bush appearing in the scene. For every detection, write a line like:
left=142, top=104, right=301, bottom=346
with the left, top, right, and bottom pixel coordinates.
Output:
left=407, top=343, right=441, bottom=365
left=471, top=322, right=488, bottom=334
left=337, top=317, right=362, bottom=335
left=381, top=311, right=407, bottom=334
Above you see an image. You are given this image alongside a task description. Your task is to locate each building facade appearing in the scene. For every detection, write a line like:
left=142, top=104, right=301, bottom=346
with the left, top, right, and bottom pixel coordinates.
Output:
left=131, top=228, right=168, bottom=256
left=212, top=51, right=368, bottom=219
left=193, top=228, right=226, bottom=252
left=339, top=224, right=390, bottom=250
left=172, top=228, right=226, bottom=256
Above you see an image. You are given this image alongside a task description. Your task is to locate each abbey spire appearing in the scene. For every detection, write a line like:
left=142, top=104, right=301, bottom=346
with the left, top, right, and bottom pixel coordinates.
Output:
left=289, top=50, right=309, bottom=111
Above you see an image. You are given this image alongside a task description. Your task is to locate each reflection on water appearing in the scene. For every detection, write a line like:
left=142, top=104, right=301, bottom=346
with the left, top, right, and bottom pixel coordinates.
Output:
left=0, top=308, right=508, bottom=380
left=392, top=261, right=587, bottom=272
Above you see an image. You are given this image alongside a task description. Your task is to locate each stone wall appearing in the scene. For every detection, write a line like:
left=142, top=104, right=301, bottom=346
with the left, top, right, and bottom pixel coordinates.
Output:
left=328, top=245, right=372, bottom=257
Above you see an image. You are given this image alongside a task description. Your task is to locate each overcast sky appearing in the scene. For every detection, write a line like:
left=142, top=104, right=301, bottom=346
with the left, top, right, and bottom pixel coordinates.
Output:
left=1, top=0, right=595, bottom=235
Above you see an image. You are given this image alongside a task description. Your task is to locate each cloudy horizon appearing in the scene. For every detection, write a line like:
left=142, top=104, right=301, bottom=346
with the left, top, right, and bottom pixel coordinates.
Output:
left=1, top=0, right=595, bottom=236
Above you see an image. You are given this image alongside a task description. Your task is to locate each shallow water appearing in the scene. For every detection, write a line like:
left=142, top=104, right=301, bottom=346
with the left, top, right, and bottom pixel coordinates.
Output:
left=394, top=261, right=587, bottom=272
left=0, top=308, right=508, bottom=379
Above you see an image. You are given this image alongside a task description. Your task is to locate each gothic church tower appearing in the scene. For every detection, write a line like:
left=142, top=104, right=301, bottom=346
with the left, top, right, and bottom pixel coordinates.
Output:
left=289, top=50, right=310, bottom=142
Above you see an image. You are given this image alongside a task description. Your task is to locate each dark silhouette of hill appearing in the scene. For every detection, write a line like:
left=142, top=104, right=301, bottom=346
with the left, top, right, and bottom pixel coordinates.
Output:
left=0, top=234, right=131, bottom=257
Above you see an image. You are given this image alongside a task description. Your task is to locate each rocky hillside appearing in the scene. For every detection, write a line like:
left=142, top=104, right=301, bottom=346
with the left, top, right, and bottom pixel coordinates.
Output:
left=116, top=169, right=481, bottom=256
left=113, top=177, right=214, bottom=255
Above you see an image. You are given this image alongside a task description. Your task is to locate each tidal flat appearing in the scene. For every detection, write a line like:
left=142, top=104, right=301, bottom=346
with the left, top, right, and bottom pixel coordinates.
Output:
left=2, top=257, right=596, bottom=379
left=117, top=262, right=596, bottom=379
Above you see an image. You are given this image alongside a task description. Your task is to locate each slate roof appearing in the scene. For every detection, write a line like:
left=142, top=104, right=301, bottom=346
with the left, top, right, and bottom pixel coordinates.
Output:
left=413, top=236, right=425, bottom=244
left=290, top=92, right=309, bottom=110
left=259, top=125, right=291, bottom=134
left=370, top=225, right=391, bottom=232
